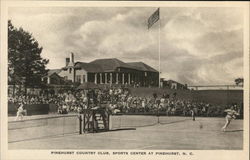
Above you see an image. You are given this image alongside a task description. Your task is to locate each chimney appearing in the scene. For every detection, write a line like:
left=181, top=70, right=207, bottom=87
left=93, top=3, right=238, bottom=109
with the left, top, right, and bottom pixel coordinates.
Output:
left=70, top=52, right=74, bottom=63
left=66, top=58, right=70, bottom=66
left=68, top=52, right=74, bottom=66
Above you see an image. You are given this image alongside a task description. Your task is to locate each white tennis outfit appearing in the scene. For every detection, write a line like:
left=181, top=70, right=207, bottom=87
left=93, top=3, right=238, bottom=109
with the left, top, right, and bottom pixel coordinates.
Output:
left=15, top=105, right=24, bottom=121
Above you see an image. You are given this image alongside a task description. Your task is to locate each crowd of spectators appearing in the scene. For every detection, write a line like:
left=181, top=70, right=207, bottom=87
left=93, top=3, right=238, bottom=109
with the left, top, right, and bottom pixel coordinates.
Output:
left=8, top=87, right=243, bottom=118
left=8, top=94, right=52, bottom=104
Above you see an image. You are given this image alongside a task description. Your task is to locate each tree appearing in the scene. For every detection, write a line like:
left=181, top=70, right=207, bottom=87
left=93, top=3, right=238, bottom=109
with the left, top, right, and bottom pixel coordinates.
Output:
left=8, top=20, right=49, bottom=95
left=234, top=78, right=244, bottom=85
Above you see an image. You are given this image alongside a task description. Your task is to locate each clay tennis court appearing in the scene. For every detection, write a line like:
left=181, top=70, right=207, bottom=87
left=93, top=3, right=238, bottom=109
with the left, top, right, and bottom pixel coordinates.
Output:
left=8, top=114, right=243, bottom=150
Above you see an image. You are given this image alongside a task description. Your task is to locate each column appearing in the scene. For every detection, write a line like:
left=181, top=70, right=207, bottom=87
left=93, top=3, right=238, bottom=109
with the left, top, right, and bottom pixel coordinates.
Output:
left=47, top=77, right=50, bottom=84
left=122, top=73, right=124, bottom=85
left=81, top=76, right=83, bottom=84
left=100, top=73, right=103, bottom=84
left=110, top=73, right=112, bottom=84
left=94, top=73, right=97, bottom=84
left=105, top=73, right=107, bottom=84
left=128, top=73, right=131, bottom=85
left=131, top=74, right=134, bottom=85
left=116, top=73, right=118, bottom=84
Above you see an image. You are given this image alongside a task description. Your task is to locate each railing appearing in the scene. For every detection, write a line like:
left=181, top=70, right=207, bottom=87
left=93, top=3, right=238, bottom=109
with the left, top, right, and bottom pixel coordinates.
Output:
left=188, top=85, right=243, bottom=90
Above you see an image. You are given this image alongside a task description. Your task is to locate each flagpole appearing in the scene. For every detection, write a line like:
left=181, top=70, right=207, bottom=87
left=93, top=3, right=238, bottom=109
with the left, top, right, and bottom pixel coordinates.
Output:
left=147, top=8, right=161, bottom=88
left=158, top=8, right=161, bottom=88
left=157, top=8, right=161, bottom=124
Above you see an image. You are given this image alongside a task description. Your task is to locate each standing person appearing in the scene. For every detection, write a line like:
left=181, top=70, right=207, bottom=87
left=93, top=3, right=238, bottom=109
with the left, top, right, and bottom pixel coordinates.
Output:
left=190, top=104, right=196, bottom=121
left=159, top=96, right=165, bottom=112
left=221, top=105, right=239, bottom=132
left=190, top=109, right=195, bottom=121
left=15, top=102, right=25, bottom=121
left=62, top=102, right=68, bottom=114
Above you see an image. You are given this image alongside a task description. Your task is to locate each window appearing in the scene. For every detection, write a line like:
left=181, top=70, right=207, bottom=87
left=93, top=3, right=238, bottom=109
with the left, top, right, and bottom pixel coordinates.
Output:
left=64, top=76, right=68, bottom=80
left=76, top=75, right=81, bottom=83
left=69, top=68, right=72, bottom=73
left=172, top=83, right=177, bottom=89
left=83, top=75, right=86, bottom=82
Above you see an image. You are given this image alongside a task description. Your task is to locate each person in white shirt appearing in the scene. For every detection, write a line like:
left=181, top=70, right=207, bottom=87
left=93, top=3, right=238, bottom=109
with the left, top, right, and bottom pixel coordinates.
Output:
left=221, top=105, right=239, bottom=132
left=15, top=102, right=25, bottom=121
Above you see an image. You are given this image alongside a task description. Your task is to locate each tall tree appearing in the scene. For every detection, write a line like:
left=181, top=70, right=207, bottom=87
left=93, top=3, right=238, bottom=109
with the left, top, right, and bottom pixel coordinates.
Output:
left=8, top=20, right=49, bottom=95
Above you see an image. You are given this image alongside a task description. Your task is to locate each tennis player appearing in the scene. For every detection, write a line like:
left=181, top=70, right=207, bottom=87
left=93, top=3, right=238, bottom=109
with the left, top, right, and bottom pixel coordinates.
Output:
left=221, top=105, right=239, bottom=132
left=15, top=102, right=25, bottom=121
left=190, top=106, right=196, bottom=121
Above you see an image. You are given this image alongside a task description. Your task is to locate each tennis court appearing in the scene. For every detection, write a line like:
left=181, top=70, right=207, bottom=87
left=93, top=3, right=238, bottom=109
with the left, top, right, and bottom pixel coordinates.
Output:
left=8, top=114, right=243, bottom=150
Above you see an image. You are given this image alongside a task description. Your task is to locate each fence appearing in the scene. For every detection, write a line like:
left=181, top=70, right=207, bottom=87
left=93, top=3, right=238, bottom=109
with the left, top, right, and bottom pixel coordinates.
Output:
left=8, top=114, right=79, bottom=143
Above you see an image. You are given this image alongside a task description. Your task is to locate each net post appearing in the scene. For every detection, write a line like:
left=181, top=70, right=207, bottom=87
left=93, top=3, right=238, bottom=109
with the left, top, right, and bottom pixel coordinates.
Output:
left=87, top=111, right=90, bottom=132
left=83, top=113, right=86, bottom=133
left=92, top=110, right=95, bottom=133
left=107, top=113, right=110, bottom=131
left=157, top=102, right=160, bottom=124
left=63, top=116, right=65, bottom=136
left=79, top=114, right=82, bottom=134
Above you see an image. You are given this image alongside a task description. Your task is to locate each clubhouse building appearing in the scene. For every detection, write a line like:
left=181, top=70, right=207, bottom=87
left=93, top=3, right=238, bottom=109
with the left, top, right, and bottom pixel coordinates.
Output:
left=44, top=53, right=159, bottom=87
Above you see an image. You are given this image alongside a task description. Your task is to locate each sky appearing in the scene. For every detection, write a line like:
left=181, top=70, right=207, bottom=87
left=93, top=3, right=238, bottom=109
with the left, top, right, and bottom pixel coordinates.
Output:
left=8, top=7, right=244, bottom=85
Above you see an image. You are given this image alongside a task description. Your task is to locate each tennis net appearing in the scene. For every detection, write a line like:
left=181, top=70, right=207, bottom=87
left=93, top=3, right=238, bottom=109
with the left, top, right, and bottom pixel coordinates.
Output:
left=109, top=115, right=191, bottom=130
left=9, top=114, right=192, bottom=142
left=8, top=114, right=79, bottom=143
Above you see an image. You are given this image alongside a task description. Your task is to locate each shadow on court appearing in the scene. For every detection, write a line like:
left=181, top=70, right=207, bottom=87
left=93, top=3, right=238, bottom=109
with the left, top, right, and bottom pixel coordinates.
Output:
left=109, top=128, right=136, bottom=132
left=224, top=129, right=243, bottom=132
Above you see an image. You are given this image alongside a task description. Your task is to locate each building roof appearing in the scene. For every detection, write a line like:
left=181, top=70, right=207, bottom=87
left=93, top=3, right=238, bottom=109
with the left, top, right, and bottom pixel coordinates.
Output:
left=53, top=58, right=158, bottom=73
left=47, top=69, right=62, bottom=77
left=126, top=62, right=158, bottom=72
left=74, top=62, right=103, bottom=72
left=62, top=66, right=74, bottom=69
left=90, top=58, right=133, bottom=72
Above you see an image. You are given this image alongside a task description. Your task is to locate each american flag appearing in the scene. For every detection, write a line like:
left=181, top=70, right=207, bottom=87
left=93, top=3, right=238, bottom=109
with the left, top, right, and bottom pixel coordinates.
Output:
left=148, top=8, right=160, bottom=29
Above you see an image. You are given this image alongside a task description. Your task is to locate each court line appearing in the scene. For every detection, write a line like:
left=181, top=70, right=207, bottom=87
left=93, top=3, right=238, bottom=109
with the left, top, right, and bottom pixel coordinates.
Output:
left=84, top=134, right=138, bottom=141
left=137, top=126, right=233, bottom=133
left=9, top=125, right=243, bottom=150
left=8, top=132, right=78, bottom=143
left=136, top=145, right=158, bottom=150
left=135, top=142, right=242, bottom=150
